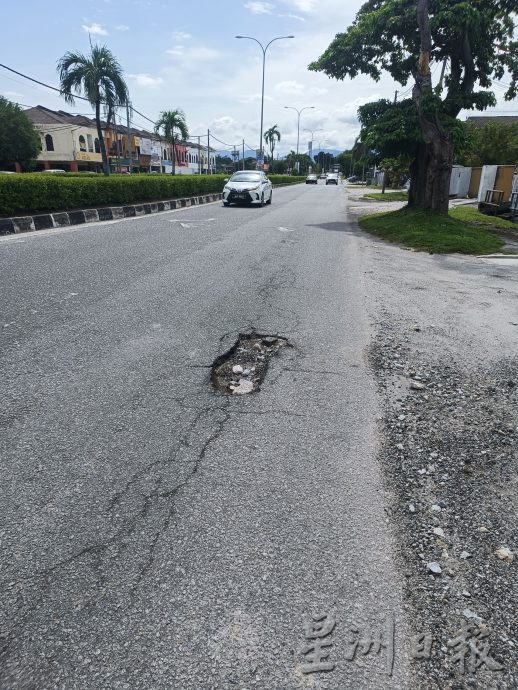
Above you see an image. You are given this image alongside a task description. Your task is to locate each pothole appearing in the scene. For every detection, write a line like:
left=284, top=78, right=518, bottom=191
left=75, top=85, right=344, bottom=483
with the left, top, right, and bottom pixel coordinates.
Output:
left=211, top=332, right=289, bottom=395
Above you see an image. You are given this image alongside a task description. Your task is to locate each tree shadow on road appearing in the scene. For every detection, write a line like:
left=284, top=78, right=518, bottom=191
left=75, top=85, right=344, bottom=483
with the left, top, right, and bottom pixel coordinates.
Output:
left=304, top=221, right=360, bottom=233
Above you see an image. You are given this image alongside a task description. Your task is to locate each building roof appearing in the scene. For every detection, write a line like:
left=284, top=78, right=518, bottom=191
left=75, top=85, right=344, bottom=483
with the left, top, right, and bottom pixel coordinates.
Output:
left=24, top=106, right=209, bottom=149
left=25, top=105, right=163, bottom=141
left=465, top=115, right=518, bottom=128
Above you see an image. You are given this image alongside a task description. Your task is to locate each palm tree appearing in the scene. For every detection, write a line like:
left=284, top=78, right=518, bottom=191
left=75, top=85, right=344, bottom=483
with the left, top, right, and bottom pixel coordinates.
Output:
left=264, top=125, right=281, bottom=166
left=154, top=110, right=189, bottom=175
left=57, top=44, right=129, bottom=176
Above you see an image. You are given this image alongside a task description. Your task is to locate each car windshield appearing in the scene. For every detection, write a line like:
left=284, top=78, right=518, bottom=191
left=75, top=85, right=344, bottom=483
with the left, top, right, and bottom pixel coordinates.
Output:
left=230, top=173, right=261, bottom=182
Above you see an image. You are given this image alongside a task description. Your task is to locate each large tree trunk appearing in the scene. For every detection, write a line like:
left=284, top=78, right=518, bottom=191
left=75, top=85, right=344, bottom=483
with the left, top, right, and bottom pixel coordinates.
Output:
left=410, top=0, right=452, bottom=213
left=95, top=100, right=110, bottom=176
left=408, top=133, right=453, bottom=212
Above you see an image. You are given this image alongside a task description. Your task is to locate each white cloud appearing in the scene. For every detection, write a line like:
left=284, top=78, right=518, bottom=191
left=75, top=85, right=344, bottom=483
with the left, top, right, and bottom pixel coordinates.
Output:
left=280, top=0, right=317, bottom=12
left=129, top=73, right=164, bottom=88
left=115, top=24, right=130, bottom=31
left=81, top=22, right=108, bottom=36
left=275, top=80, right=304, bottom=95
left=165, top=46, right=221, bottom=61
left=332, top=96, right=382, bottom=124
left=238, top=93, right=274, bottom=103
left=210, top=116, right=237, bottom=133
left=278, top=13, right=306, bottom=22
left=244, top=1, right=274, bottom=14
left=274, top=80, right=327, bottom=97
left=3, top=90, right=23, bottom=100
left=166, top=45, right=184, bottom=57
left=173, top=31, right=191, bottom=41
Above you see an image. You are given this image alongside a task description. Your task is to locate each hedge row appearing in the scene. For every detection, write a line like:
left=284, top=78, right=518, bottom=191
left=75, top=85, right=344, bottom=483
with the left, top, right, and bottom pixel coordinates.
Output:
left=0, top=174, right=305, bottom=216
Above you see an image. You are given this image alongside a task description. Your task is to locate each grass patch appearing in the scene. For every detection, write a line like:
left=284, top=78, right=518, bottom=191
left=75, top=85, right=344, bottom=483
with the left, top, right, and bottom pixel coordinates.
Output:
left=362, top=191, right=408, bottom=202
left=450, top=205, right=518, bottom=230
left=358, top=206, right=506, bottom=254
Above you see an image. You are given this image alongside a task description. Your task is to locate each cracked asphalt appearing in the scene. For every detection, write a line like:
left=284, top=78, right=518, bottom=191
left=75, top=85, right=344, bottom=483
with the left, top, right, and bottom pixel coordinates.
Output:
left=1, top=181, right=516, bottom=689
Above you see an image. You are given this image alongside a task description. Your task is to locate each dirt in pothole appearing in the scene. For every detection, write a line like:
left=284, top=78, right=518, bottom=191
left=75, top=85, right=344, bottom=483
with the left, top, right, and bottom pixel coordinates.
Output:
left=211, top=332, right=289, bottom=395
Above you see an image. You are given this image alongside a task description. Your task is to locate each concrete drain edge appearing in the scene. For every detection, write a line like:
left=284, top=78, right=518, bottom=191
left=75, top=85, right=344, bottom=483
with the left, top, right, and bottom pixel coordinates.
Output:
left=211, top=332, right=290, bottom=395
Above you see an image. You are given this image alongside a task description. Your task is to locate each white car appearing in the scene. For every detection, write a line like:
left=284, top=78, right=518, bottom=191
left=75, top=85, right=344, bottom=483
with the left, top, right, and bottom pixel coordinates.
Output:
left=222, top=171, right=272, bottom=207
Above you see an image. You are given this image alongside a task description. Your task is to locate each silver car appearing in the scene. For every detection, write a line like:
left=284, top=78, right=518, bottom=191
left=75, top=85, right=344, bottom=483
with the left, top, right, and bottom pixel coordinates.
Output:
left=223, top=171, right=273, bottom=207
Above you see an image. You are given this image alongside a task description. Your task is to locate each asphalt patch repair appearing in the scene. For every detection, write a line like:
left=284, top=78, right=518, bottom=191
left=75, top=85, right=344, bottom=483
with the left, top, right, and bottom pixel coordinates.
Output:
left=211, top=332, right=289, bottom=394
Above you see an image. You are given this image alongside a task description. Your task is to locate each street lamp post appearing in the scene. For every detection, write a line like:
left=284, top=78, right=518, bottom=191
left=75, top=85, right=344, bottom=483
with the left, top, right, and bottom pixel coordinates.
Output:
left=235, top=34, right=294, bottom=167
left=284, top=105, right=315, bottom=172
left=303, top=127, right=323, bottom=163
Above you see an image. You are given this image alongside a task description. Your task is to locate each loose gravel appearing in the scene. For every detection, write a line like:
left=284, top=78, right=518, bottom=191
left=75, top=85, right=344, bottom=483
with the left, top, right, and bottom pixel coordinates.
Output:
left=370, top=325, right=517, bottom=689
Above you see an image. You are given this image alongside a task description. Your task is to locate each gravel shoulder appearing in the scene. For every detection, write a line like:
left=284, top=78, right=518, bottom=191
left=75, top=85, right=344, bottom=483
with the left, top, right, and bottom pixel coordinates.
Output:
left=353, top=192, right=518, bottom=688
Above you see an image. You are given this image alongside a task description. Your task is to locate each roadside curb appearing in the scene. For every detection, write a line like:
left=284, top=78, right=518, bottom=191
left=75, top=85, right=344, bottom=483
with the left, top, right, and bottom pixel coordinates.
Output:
left=0, top=182, right=304, bottom=236
left=0, top=193, right=224, bottom=236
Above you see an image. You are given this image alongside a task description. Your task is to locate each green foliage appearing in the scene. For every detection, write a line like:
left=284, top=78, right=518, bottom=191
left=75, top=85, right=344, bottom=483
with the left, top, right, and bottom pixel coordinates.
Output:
left=313, top=151, right=335, bottom=170
left=334, top=151, right=353, bottom=174
left=0, top=174, right=304, bottom=216
left=450, top=204, right=518, bottom=229
left=58, top=44, right=128, bottom=110
left=309, top=0, right=518, bottom=115
left=457, top=122, right=518, bottom=166
left=0, top=97, right=41, bottom=169
left=285, top=151, right=314, bottom=173
left=359, top=206, right=505, bottom=254
left=154, top=109, right=189, bottom=174
left=264, top=125, right=281, bottom=162
left=358, top=97, right=470, bottom=164
left=359, top=99, right=421, bottom=158
left=362, top=191, right=409, bottom=201
left=309, top=0, right=518, bottom=210
left=378, top=155, right=412, bottom=187
left=57, top=44, right=129, bottom=175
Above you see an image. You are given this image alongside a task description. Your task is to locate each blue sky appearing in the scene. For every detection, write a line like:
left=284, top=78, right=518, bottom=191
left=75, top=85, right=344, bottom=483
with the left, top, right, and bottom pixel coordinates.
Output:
left=1, top=0, right=517, bottom=156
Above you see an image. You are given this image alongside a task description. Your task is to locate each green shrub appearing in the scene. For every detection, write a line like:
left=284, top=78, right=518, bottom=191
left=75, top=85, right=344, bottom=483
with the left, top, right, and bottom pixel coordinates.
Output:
left=0, top=173, right=305, bottom=216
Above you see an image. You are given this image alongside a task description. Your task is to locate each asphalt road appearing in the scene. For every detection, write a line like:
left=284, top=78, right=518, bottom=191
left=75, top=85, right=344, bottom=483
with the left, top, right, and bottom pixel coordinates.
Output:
left=4, top=181, right=515, bottom=689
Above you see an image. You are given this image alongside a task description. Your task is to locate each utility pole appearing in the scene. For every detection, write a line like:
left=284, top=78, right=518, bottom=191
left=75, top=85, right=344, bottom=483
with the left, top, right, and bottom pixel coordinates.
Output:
left=198, top=136, right=201, bottom=175
left=393, top=90, right=398, bottom=104
left=207, top=129, right=210, bottom=174
left=242, top=140, right=245, bottom=170
left=126, top=103, right=132, bottom=174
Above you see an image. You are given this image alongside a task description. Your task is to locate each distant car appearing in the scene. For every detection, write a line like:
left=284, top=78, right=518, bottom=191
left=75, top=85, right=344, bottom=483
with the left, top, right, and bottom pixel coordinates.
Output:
left=319, top=173, right=326, bottom=179
left=326, top=173, right=339, bottom=185
left=347, top=175, right=359, bottom=183
left=403, top=179, right=410, bottom=190
left=222, top=171, right=272, bottom=206
left=306, top=174, right=318, bottom=184
left=0, top=170, right=16, bottom=174
left=41, top=169, right=67, bottom=173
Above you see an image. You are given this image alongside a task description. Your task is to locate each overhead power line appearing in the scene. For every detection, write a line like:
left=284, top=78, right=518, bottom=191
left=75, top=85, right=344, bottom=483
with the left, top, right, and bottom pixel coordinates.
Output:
left=0, top=61, right=267, bottom=155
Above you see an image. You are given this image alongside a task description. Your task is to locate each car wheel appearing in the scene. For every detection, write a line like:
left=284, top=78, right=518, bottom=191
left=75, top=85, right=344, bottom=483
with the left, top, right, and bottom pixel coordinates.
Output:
left=223, top=201, right=230, bottom=207
left=266, top=191, right=272, bottom=205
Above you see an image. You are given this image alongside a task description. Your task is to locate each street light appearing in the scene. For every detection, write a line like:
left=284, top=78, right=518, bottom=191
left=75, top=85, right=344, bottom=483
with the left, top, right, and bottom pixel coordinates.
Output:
left=284, top=105, right=315, bottom=171
left=303, top=127, right=323, bottom=158
left=235, top=34, right=294, bottom=166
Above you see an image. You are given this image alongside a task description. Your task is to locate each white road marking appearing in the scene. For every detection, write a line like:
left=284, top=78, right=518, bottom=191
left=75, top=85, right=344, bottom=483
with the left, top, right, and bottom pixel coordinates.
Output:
left=278, top=226, right=294, bottom=233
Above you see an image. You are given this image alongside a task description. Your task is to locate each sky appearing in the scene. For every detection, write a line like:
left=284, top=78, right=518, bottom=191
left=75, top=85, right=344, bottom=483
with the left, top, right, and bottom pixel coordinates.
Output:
left=1, top=0, right=517, bottom=157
